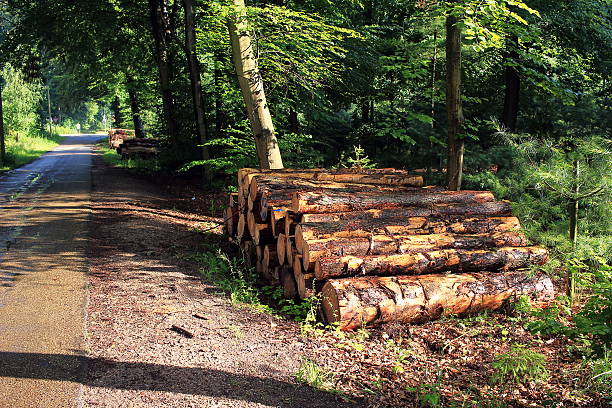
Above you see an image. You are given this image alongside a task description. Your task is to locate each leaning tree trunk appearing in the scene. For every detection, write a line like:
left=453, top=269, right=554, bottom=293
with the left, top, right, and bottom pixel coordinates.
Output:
left=149, top=0, right=179, bottom=142
left=321, top=272, right=555, bottom=330
left=502, top=35, right=520, bottom=132
left=446, top=6, right=464, bottom=191
left=228, top=0, right=284, bottom=170
left=126, top=74, right=145, bottom=138
left=182, top=0, right=211, bottom=165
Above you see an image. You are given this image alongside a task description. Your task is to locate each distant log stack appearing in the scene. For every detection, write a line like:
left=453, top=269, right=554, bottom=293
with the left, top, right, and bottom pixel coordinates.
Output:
left=224, top=168, right=554, bottom=330
left=117, top=138, right=160, bottom=160
left=108, top=128, right=135, bottom=149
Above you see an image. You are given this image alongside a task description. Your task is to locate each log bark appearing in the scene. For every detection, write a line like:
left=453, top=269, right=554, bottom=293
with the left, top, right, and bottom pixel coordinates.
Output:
left=270, top=207, right=288, bottom=236
left=293, top=256, right=317, bottom=299
left=224, top=206, right=239, bottom=237
left=253, top=224, right=273, bottom=245
left=280, top=266, right=298, bottom=300
left=277, top=233, right=287, bottom=265
left=314, top=246, right=549, bottom=280
left=237, top=213, right=248, bottom=241
left=239, top=168, right=423, bottom=189
left=262, top=245, right=278, bottom=270
left=320, top=271, right=555, bottom=330
left=295, top=215, right=520, bottom=250
left=292, top=190, right=496, bottom=213
left=301, top=232, right=528, bottom=271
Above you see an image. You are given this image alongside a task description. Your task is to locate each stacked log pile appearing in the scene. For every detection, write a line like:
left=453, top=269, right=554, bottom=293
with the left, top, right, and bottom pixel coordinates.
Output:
left=117, top=138, right=160, bottom=159
left=224, top=168, right=554, bottom=330
left=108, top=128, right=135, bottom=149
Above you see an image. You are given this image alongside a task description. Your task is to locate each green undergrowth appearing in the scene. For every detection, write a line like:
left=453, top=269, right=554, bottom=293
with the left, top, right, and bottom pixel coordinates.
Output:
left=98, top=142, right=160, bottom=173
left=186, top=248, right=318, bottom=321
left=0, top=131, right=64, bottom=171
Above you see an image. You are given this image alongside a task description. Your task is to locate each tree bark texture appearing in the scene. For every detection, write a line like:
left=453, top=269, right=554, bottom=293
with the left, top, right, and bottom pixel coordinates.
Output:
left=446, top=8, right=465, bottom=191
left=148, top=0, right=179, bottom=142
left=321, top=271, right=555, bottom=330
left=502, top=35, right=520, bottom=132
left=301, top=232, right=528, bottom=271
left=126, top=74, right=145, bottom=138
left=295, top=215, right=521, bottom=252
left=228, top=0, right=284, bottom=169
left=314, top=246, right=549, bottom=280
left=292, top=189, right=495, bottom=213
left=182, top=0, right=211, bottom=162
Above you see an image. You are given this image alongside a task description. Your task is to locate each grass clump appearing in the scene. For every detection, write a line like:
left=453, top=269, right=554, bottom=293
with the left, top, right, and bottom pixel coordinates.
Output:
left=295, top=359, right=336, bottom=392
left=1, top=131, right=64, bottom=171
left=491, top=344, right=548, bottom=386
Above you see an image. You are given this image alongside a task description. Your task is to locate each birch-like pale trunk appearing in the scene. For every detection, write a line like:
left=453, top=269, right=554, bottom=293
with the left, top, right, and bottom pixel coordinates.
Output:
left=228, top=0, right=284, bottom=170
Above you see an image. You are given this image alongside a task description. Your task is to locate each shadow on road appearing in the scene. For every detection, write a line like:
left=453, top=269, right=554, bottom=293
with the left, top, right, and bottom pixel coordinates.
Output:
left=0, top=351, right=351, bottom=407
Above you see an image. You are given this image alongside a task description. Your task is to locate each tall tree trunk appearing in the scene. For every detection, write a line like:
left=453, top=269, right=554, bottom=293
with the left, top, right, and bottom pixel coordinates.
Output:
left=182, top=0, right=211, bottom=163
left=214, top=52, right=226, bottom=137
left=502, top=35, right=520, bottom=132
left=112, top=95, right=122, bottom=128
left=445, top=7, right=464, bottom=191
left=0, top=80, right=5, bottom=166
left=126, top=74, right=145, bottom=138
left=289, top=108, right=299, bottom=134
left=148, top=0, right=179, bottom=142
left=228, top=0, right=284, bottom=169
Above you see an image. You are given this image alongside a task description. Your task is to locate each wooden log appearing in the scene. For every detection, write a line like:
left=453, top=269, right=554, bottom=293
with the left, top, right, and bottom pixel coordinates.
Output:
left=237, top=213, right=248, bottom=241
left=314, top=246, right=549, bottom=280
left=284, top=212, right=298, bottom=236
left=239, top=168, right=424, bottom=189
left=293, top=256, right=316, bottom=299
left=320, top=271, right=555, bottom=330
left=301, top=232, right=528, bottom=271
left=292, top=189, right=496, bottom=213
left=263, top=245, right=278, bottom=270
left=256, top=244, right=263, bottom=262
left=294, top=215, right=521, bottom=250
left=270, top=207, right=288, bottom=237
left=277, top=233, right=287, bottom=265
left=224, top=205, right=240, bottom=238
left=253, top=224, right=274, bottom=245
left=280, top=266, right=298, bottom=300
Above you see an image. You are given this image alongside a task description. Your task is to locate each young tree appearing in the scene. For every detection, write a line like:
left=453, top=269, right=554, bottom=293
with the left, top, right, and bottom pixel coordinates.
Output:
left=228, top=0, right=284, bottom=170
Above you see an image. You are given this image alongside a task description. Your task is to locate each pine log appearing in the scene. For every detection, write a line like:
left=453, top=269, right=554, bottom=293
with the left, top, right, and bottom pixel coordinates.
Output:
left=295, top=215, right=521, bottom=250
left=314, top=246, right=549, bottom=280
left=292, top=190, right=496, bottom=213
left=301, top=232, right=528, bottom=271
left=237, top=213, right=249, bottom=241
left=239, top=168, right=424, bottom=189
left=263, top=245, right=279, bottom=270
left=256, top=245, right=263, bottom=262
left=253, top=224, right=274, bottom=245
left=287, top=243, right=299, bottom=267
left=293, top=256, right=316, bottom=299
left=320, top=271, right=555, bottom=330
left=270, top=207, right=288, bottom=237
left=226, top=205, right=239, bottom=238
left=277, top=233, right=287, bottom=265
left=284, top=212, right=298, bottom=236
left=280, top=266, right=298, bottom=300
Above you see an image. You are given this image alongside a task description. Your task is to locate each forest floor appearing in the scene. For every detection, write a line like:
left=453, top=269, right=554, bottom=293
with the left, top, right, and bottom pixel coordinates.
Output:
left=85, top=152, right=610, bottom=408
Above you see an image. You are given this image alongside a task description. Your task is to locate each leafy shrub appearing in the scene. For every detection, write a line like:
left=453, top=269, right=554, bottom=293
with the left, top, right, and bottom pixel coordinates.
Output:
left=525, top=300, right=571, bottom=337
left=491, top=344, right=548, bottom=385
left=572, top=264, right=612, bottom=356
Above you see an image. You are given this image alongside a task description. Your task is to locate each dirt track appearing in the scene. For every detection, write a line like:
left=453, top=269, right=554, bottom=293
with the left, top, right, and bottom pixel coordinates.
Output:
left=0, top=135, right=355, bottom=407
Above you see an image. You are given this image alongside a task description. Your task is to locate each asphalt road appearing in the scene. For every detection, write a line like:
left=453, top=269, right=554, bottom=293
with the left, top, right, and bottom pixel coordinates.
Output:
left=0, top=134, right=103, bottom=407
